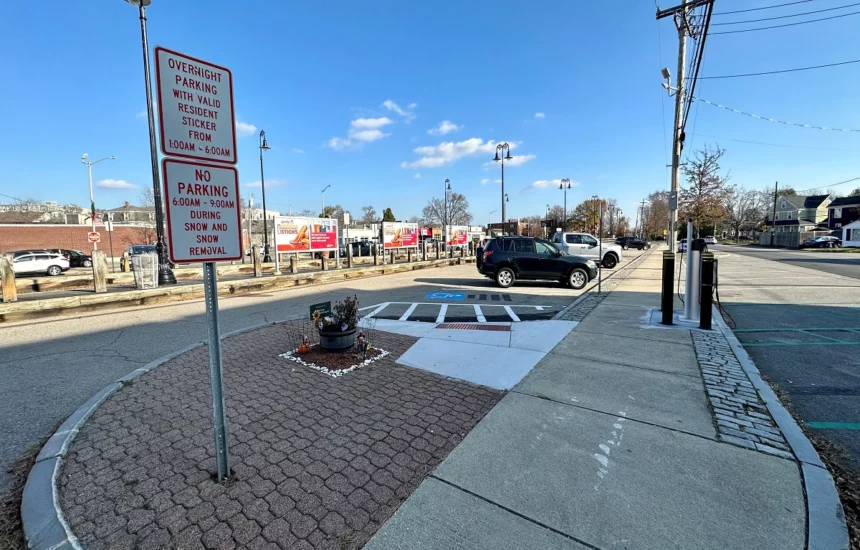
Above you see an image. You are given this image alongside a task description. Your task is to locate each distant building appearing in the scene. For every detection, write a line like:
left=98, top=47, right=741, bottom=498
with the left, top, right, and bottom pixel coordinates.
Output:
left=767, top=194, right=832, bottom=233
left=106, top=202, right=155, bottom=224
left=827, top=196, right=860, bottom=229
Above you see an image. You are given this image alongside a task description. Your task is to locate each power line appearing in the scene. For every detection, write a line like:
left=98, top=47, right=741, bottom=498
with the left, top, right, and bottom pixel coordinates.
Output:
left=711, top=9, right=860, bottom=34
left=692, top=133, right=860, bottom=153
left=692, top=96, right=860, bottom=132
left=0, top=193, right=26, bottom=203
left=698, top=58, right=860, bottom=79
left=682, top=1, right=714, bottom=130
left=796, top=176, right=860, bottom=194
left=712, top=1, right=860, bottom=25
left=713, top=0, right=812, bottom=16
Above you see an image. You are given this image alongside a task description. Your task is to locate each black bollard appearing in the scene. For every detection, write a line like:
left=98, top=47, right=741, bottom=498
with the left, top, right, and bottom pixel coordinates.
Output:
left=661, top=251, right=675, bottom=325
left=700, top=253, right=714, bottom=330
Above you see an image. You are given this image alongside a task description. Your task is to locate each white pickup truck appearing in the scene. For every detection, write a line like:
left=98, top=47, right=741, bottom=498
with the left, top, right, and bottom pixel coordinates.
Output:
left=551, top=232, right=623, bottom=269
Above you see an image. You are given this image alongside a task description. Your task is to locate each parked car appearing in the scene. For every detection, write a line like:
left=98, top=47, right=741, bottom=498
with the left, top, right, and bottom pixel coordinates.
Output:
left=60, top=249, right=92, bottom=268
left=120, top=245, right=175, bottom=270
left=614, top=236, right=651, bottom=250
left=340, top=241, right=376, bottom=257
left=551, top=232, right=623, bottom=269
left=478, top=236, right=598, bottom=290
left=11, top=252, right=70, bottom=276
left=703, top=236, right=718, bottom=245
left=6, top=249, right=50, bottom=259
left=800, top=236, right=841, bottom=249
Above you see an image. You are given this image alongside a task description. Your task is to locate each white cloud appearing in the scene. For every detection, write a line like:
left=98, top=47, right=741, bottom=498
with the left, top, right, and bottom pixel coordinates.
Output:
left=427, top=120, right=462, bottom=136
left=328, top=117, right=394, bottom=149
left=480, top=178, right=490, bottom=185
left=527, top=178, right=580, bottom=190
left=244, top=179, right=286, bottom=188
left=413, top=173, right=422, bottom=179
left=535, top=112, right=546, bottom=119
left=401, top=138, right=519, bottom=170
left=292, top=148, right=305, bottom=154
left=495, top=179, right=502, bottom=184
left=482, top=153, right=536, bottom=169
left=96, top=179, right=137, bottom=190
left=135, top=111, right=146, bottom=119
left=235, top=120, right=257, bottom=137
left=382, top=100, right=416, bottom=123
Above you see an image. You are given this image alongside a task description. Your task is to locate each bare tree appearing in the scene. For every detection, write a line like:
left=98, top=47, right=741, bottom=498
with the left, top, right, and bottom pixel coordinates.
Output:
left=321, top=204, right=350, bottom=225
left=604, top=199, right=620, bottom=236
left=723, top=186, right=761, bottom=238
left=360, top=205, right=378, bottom=224
left=140, top=187, right=155, bottom=208
left=546, top=205, right=565, bottom=230
left=680, top=145, right=731, bottom=236
left=643, top=190, right=669, bottom=239
left=407, top=215, right=426, bottom=225
left=615, top=215, right=631, bottom=236
left=422, top=193, right=473, bottom=226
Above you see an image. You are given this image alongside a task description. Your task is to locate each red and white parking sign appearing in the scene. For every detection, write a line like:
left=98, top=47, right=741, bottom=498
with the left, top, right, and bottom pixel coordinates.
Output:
left=155, top=47, right=237, bottom=165
left=87, top=232, right=100, bottom=243
left=162, top=159, right=242, bottom=263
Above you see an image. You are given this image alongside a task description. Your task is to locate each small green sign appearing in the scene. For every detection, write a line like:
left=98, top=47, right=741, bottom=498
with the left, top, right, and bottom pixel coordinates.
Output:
left=309, top=301, right=332, bottom=321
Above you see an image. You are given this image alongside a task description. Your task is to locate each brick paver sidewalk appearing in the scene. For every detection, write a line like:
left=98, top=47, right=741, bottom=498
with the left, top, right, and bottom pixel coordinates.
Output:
left=60, top=324, right=503, bottom=550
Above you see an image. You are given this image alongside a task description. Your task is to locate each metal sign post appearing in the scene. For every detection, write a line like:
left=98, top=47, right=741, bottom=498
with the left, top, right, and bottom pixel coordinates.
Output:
left=598, top=201, right=603, bottom=293
left=203, top=262, right=230, bottom=480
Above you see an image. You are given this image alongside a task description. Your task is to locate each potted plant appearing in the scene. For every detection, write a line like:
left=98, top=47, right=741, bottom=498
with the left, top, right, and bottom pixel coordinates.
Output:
left=316, top=295, right=359, bottom=351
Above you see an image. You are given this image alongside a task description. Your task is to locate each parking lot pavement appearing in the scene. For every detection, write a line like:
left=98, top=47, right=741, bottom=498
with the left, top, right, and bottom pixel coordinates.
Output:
left=711, top=249, right=860, bottom=467
left=713, top=244, right=860, bottom=280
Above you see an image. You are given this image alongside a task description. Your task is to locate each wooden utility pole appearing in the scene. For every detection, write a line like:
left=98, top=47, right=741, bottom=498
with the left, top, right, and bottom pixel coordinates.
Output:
left=770, top=181, right=779, bottom=247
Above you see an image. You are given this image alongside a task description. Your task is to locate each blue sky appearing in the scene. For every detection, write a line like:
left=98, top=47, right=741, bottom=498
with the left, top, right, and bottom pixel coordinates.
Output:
left=2, top=0, right=860, bottom=226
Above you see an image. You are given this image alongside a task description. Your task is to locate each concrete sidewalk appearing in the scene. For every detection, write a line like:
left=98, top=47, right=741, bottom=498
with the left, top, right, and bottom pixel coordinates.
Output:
left=365, top=250, right=822, bottom=549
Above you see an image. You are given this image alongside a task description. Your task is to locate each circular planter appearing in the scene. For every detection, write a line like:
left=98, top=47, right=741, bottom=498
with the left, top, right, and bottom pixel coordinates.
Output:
left=318, top=326, right=357, bottom=351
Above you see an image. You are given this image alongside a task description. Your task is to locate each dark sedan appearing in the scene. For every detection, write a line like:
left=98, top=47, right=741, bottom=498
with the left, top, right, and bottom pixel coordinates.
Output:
left=800, top=236, right=841, bottom=248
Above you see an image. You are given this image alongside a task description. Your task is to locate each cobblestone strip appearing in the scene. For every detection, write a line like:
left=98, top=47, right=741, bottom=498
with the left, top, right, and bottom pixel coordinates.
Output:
left=691, top=330, right=794, bottom=460
left=555, top=246, right=657, bottom=322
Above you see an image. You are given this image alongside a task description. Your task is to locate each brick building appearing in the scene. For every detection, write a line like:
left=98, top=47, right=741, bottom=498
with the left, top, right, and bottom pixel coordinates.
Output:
left=0, top=224, right=154, bottom=255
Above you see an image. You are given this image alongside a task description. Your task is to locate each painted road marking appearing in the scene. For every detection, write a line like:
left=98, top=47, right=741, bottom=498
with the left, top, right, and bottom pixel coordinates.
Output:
left=504, top=305, right=521, bottom=322
left=366, top=302, right=390, bottom=319
left=474, top=304, right=486, bottom=323
left=399, top=303, right=419, bottom=321
left=736, top=327, right=860, bottom=347
left=436, top=304, right=448, bottom=324
left=425, top=291, right=466, bottom=301
left=806, top=422, right=860, bottom=430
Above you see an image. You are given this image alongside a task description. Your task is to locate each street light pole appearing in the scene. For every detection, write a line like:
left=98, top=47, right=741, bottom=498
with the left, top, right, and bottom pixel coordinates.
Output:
left=493, top=143, right=513, bottom=226
left=593, top=195, right=603, bottom=292
left=545, top=204, right=550, bottom=237
left=81, top=154, right=115, bottom=251
left=559, top=178, right=571, bottom=232
left=125, top=0, right=175, bottom=285
left=259, top=131, right=272, bottom=262
left=321, top=184, right=331, bottom=217
left=443, top=179, right=451, bottom=251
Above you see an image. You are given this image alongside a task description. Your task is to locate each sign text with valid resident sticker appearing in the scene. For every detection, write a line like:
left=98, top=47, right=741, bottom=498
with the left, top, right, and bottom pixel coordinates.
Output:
left=154, top=47, right=237, bottom=164
left=162, top=159, right=242, bottom=263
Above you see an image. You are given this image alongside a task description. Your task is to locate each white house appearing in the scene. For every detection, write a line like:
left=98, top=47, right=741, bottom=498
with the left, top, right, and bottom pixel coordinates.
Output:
left=842, top=220, right=860, bottom=247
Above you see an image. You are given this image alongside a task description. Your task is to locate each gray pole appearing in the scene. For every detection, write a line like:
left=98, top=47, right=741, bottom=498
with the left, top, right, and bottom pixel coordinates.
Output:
left=563, top=187, right=567, bottom=233
left=259, top=132, right=272, bottom=263
left=501, top=157, right=506, bottom=226
left=770, top=181, right=778, bottom=247
left=136, top=3, right=176, bottom=285
left=203, top=262, right=231, bottom=481
left=668, top=0, right=688, bottom=253
left=87, top=163, right=98, bottom=251
left=598, top=200, right=603, bottom=293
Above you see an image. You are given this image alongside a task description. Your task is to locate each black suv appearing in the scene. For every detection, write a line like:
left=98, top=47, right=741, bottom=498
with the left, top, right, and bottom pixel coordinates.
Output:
left=615, top=236, right=650, bottom=250
left=478, top=236, right=598, bottom=289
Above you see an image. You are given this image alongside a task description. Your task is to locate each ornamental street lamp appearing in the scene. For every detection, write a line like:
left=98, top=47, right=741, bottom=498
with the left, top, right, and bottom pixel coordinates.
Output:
left=259, top=131, right=272, bottom=262
left=559, top=178, right=572, bottom=232
left=81, top=154, right=115, bottom=251
left=493, top=143, right=513, bottom=225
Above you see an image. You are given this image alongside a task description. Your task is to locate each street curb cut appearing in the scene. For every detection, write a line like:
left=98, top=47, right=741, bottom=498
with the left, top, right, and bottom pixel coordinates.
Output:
left=551, top=245, right=657, bottom=321
left=20, top=339, right=210, bottom=550
left=712, top=313, right=849, bottom=550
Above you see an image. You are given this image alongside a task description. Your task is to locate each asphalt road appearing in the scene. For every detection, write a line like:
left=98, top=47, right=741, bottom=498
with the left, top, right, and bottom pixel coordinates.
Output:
left=0, top=249, right=642, bottom=495
left=711, top=249, right=860, bottom=468
left=713, top=245, right=860, bottom=280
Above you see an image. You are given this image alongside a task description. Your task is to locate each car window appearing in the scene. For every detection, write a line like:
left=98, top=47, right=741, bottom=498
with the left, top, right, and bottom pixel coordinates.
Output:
left=565, top=234, right=580, bottom=244
left=15, top=256, right=34, bottom=262
left=484, top=240, right=499, bottom=252
left=535, top=241, right=556, bottom=255
left=514, top=240, right=534, bottom=253
left=582, top=235, right=598, bottom=246
left=35, top=255, right=52, bottom=261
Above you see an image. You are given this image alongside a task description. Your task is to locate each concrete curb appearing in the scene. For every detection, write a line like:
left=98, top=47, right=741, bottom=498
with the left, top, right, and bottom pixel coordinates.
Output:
left=551, top=245, right=658, bottom=321
left=712, top=313, right=849, bottom=550
left=21, top=340, right=209, bottom=550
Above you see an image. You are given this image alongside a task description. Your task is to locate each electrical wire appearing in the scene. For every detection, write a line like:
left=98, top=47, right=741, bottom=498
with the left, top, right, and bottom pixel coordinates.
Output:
left=691, top=96, right=860, bottom=132
left=795, top=175, right=860, bottom=194
left=698, top=58, right=860, bottom=79
left=711, top=9, right=860, bottom=34
left=692, top=133, right=860, bottom=153
left=712, top=1, right=860, bottom=25
left=682, top=0, right=713, bottom=131
left=713, top=0, right=812, bottom=15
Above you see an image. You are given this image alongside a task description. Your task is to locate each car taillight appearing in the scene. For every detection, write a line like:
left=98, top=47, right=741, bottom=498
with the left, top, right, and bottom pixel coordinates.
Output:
left=483, top=249, right=494, bottom=259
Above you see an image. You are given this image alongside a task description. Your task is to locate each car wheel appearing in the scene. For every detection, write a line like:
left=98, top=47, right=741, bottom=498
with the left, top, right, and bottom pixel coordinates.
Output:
left=621, top=244, right=629, bottom=250
left=83, top=260, right=93, bottom=268
left=602, top=253, right=618, bottom=269
left=495, top=267, right=515, bottom=288
left=569, top=268, right=588, bottom=290
left=47, top=265, right=62, bottom=276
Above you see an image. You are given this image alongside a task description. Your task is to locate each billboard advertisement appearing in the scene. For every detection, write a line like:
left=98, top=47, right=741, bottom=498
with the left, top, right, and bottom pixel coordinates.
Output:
left=275, top=217, right=339, bottom=252
left=383, top=222, right=419, bottom=249
left=446, top=225, right=469, bottom=247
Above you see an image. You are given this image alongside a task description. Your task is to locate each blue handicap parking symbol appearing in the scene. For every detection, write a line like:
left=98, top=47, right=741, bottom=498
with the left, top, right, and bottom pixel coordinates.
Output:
left=425, top=291, right=466, bottom=301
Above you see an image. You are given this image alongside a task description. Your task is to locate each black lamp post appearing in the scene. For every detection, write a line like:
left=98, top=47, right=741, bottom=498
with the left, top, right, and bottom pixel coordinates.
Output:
left=493, top=143, right=513, bottom=225
left=545, top=204, right=550, bottom=237
left=559, top=178, right=572, bottom=232
left=259, top=130, right=272, bottom=262
left=443, top=179, right=451, bottom=251
left=124, top=0, right=175, bottom=285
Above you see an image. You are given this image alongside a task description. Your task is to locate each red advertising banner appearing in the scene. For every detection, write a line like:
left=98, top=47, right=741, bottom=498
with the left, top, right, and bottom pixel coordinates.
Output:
left=275, top=216, right=338, bottom=252
left=383, top=222, right=419, bottom=249
left=446, top=225, right=469, bottom=247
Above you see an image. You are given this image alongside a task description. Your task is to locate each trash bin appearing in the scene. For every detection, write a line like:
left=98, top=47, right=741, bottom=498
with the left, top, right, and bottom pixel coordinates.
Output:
left=131, top=253, right=159, bottom=289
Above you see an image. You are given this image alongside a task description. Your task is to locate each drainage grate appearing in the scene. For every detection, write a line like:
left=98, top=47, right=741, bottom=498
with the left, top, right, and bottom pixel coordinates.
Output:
left=436, top=323, right=511, bottom=332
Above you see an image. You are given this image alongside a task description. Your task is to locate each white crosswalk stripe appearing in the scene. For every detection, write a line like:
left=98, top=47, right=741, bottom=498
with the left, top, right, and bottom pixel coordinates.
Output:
left=361, top=301, right=555, bottom=323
